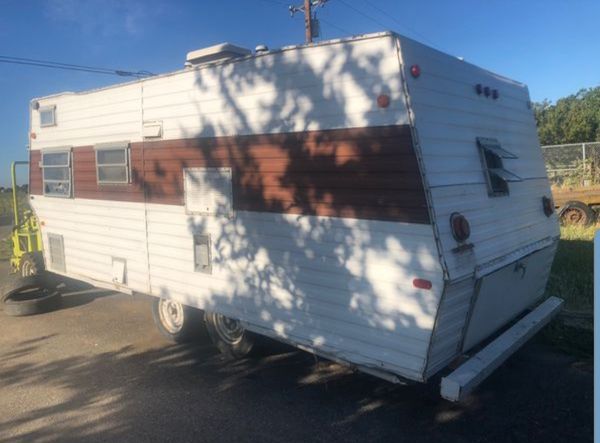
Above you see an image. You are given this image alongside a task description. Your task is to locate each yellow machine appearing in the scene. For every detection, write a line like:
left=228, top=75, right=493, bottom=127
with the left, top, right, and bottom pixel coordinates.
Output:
left=9, top=161, right=43, bottom=276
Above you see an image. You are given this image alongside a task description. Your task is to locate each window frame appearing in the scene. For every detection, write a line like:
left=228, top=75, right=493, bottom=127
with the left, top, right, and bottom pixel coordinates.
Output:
left=39, top=105, right=57, bottom=127
left=477, top=137, right=521, bottom=197
left=94, top=142, right=131, bottom=185
left=41, top=149, right=72, bottom=198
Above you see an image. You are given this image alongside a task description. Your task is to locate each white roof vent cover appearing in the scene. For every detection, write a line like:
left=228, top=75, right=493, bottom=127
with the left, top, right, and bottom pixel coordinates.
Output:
left=185, top=43, right=251, bottom=66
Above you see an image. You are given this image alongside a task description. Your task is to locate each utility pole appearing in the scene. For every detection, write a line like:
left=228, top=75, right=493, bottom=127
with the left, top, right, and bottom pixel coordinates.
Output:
left=290, top=0, right=328, bottom=44
left=304, top=0, right=313, bottom=43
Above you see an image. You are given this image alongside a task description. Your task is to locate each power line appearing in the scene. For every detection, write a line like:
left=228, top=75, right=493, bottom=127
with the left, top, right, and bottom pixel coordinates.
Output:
left=319, top=16, right=352, bottom=36
left=337, top=0, right=443, bottom=50
left=0, top=55, right=154, bottom=78
left=336, top=0, right=389, bottom=30
left=360, top=0, right=440, bottom=49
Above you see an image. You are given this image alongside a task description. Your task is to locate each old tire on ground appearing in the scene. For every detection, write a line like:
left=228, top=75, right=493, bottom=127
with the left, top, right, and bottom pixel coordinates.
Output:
left=19, top=252, right=45, bottom=277
left=559, top=201, right=596, bottom=226
left=0, top=275, right=44, bottom=302
left=3, top=289, right=62, bottom=317
left=204, top=311, right=256, bottom=358
left=152, top=297, right=206, bottom=343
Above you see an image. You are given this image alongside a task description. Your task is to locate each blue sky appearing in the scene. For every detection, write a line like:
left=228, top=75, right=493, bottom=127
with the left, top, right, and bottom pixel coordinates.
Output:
left=1, top=0, right=599, bottom=186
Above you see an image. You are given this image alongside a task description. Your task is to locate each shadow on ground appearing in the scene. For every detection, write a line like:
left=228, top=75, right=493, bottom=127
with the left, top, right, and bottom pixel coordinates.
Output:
left=0, top=292, right=593, bottom=443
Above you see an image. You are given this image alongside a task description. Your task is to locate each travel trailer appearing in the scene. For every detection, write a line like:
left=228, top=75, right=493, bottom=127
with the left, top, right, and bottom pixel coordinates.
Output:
left=26, top=32, right=562, bottom=401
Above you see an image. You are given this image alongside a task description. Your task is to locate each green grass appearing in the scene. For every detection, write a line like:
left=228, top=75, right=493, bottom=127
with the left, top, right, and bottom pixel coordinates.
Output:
left=0, top=191, right=29, bottom=220
left=546, top=225, right=594, bottom=312
left=543, top=224, right=595, bottom=357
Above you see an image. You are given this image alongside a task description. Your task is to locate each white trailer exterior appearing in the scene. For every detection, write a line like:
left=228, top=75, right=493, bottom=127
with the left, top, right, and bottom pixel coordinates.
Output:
left=27, top=32, right=560, bottom=394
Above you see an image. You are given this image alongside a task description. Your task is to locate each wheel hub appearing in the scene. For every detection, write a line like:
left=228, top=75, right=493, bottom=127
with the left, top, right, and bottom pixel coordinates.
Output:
left=213, top=314, right=244, bottom=344
left=158, top=299, right=184, bottom=334
left=563, top=208, right=585, bottom=224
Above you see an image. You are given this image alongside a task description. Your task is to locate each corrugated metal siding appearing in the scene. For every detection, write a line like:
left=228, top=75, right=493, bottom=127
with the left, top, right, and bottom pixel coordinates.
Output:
left=145, top=205, right=443, bottom=381
left=398, top=36, right=560, bottom=281
left=425, top=277, right=474, bottom=377
left=30, top=34, right=409, bottom=151
left=32, top=197, right=150, bottom=293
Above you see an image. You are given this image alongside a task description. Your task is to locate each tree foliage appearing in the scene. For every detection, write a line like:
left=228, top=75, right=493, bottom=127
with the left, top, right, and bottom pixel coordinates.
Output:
left=534, top=87, right=600, bottom=145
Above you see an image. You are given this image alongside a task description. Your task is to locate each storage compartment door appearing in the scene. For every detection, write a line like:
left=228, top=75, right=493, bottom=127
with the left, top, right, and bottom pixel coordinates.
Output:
left=462, top=243, right=556, bottom=351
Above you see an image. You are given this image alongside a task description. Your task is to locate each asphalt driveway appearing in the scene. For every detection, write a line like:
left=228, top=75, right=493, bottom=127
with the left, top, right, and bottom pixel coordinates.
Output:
left=0, top=265, right=593, bottom=442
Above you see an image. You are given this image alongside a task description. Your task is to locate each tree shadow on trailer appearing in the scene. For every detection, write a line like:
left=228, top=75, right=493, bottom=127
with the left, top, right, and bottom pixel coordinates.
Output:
left=133, top=38, right=439, bottom=384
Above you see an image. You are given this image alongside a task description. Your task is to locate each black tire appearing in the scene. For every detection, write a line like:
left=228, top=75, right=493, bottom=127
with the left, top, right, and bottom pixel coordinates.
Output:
left=204, top=311, right=255, bottom=359
left=0, top=275, right=44, bottom=302
left=3, top=290, right=62, bottom=317
left=559, top=201, right=596, bottom=226
left=151, top=297, right=206, bottom=343
left=19, top=252, right=45, bottom=277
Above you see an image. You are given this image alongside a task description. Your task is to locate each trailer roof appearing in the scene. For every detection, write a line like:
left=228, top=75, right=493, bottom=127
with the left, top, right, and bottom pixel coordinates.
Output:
left=31, top=30, right=525, bottom=103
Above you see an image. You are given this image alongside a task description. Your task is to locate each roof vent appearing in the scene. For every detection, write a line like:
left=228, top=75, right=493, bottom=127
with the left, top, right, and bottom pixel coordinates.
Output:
left=255, top=45, right=269, bottom=54
left=185, top=43, right=251, bottom=66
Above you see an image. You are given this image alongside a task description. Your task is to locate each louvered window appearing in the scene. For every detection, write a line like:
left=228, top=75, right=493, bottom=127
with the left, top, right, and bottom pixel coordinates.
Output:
left=48, top=233, right=66, bottom=272
left=477, top=137, right=521, bottom=196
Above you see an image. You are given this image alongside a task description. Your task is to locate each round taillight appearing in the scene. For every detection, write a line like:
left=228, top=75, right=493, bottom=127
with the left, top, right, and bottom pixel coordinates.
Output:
left=377, top=94, right=390, bottom=108
left=410, top=64, right=421, bottom=78
left=492, top=89, right=499, bottom=99
left=542, top=196, right=554, bottom=217
left=475, top=83, right=483, bottom=95
left=450, top=212, right=471, bottom=242
left=484, top=86, right=491, bottom=97
left=30, top=132, right=37, bottom=139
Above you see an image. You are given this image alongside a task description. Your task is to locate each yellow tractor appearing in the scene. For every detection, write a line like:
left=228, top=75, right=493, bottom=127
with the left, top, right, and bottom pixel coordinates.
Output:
left=9, top=161, right=43, bottom=277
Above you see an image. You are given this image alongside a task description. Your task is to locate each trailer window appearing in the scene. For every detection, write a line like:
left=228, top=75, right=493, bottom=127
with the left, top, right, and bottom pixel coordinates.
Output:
left=95, top=142, right=130, bottom=184
left=39, top=106, right=56, bottom=127
left=42, top=150, right=71, bottom=198
left=477, top=138, right=522, bottom=196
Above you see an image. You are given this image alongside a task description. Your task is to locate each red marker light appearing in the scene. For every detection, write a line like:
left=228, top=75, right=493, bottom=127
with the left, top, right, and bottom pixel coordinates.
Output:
left=410, top=64, right=421, bottom=78
left=413, top=278, right=432, bottom=290
left=30, top=132, right=37, bottom=139
left=377, top=94, right=390, bottom=108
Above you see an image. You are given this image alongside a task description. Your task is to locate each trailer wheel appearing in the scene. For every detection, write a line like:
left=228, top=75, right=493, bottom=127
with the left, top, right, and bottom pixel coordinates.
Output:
left=152, top=298, right=205, bottom=343
left=559, top=201, right=596, bottom=226
left=3, top=290, right=62, bottom=317
left=204, top=311, right=255, bottom=358
left=19, top=252, right=44, bottom=277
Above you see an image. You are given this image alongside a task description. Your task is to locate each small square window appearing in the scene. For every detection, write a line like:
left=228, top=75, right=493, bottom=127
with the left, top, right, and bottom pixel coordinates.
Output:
left=477, top=137, right=521, bottom=197
left=95, top=142, right=130, bottom=184
left=40, top=106, right=56, bottom=127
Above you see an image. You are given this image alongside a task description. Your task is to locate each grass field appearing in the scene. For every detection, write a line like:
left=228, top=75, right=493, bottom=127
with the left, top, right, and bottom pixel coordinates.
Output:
left=542, top=224, right=594, bottom=357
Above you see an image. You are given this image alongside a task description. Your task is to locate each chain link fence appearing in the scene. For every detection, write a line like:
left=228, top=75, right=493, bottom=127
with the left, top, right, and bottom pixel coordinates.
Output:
left=542, top=142, right=600, bottom=187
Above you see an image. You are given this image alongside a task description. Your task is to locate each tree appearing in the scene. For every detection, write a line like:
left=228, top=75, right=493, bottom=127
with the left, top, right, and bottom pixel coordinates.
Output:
left=534, top=87, right=600, bottom=145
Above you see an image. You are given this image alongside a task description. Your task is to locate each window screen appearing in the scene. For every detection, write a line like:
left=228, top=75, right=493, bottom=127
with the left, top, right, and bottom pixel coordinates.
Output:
left=95, top=142, right=130, bottom=184
left=477, top=137, right=521, bottom=196
left=40, top=106, right=56, bottom=127
left=42, top=150, right=71, bottom=197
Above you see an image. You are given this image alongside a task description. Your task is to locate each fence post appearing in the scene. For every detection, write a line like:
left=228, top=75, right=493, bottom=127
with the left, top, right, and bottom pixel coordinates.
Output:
left=583, top=143, right=588, bottom=186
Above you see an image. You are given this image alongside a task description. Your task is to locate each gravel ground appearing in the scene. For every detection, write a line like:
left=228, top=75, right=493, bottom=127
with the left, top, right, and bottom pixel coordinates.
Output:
left=0, top=264, right=593, bottom=443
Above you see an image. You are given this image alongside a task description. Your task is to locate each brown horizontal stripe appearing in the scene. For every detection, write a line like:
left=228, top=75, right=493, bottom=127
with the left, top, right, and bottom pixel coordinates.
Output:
left=29, top=125, right=430, bottom=224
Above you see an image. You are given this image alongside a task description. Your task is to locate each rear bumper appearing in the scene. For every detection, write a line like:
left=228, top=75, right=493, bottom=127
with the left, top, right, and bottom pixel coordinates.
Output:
left=440, top=296, right=563, bottom=402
